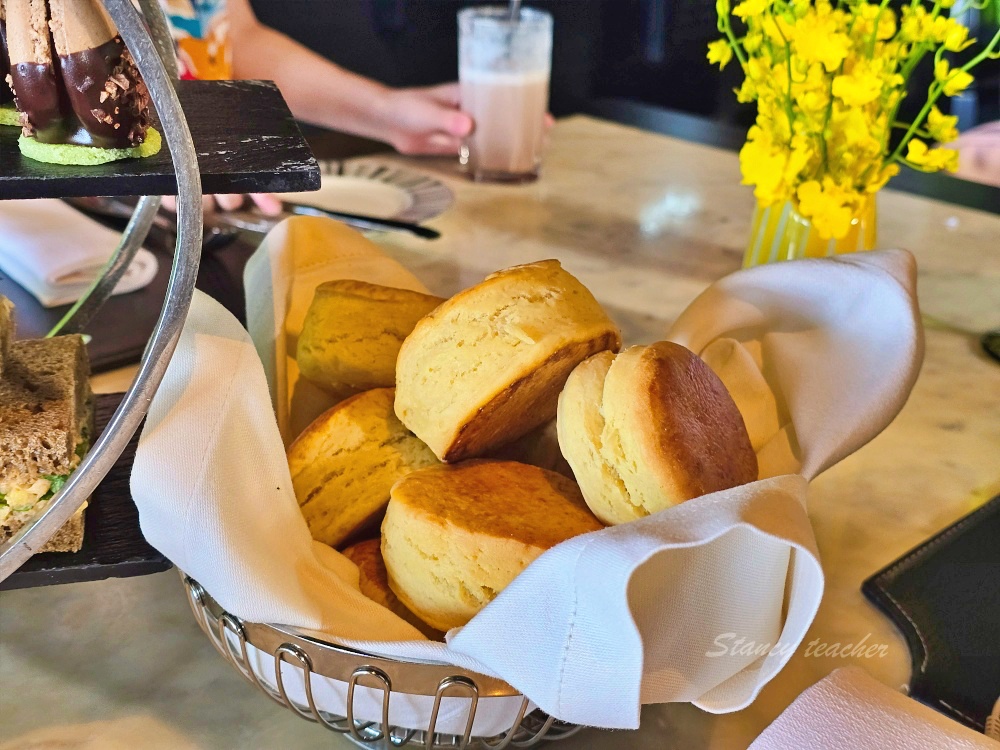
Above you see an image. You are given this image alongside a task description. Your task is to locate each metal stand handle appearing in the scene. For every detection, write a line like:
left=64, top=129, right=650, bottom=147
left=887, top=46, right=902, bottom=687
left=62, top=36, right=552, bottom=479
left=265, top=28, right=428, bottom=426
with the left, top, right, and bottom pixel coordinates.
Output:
left=0, top=0, right=204, bottom=581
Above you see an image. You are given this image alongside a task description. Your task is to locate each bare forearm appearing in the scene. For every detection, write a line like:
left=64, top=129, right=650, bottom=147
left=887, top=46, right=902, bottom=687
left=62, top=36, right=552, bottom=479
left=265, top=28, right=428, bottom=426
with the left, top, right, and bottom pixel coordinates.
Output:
left=225, top=0, right=471, bottom=155
left=230, top=19, right=393, bottom=140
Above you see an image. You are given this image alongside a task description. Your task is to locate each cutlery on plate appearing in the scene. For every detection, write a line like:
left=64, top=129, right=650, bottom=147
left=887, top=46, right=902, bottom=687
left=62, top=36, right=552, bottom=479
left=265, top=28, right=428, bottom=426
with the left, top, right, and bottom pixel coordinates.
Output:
left=218, top=204, right=441, bottom=240
left=282, top=203, right=441, bottom=240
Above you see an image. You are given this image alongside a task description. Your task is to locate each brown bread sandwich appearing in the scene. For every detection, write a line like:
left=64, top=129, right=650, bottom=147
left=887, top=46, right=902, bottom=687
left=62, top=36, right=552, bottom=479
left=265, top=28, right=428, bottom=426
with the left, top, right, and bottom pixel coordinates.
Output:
left=0, top=300, right=93, bottom=552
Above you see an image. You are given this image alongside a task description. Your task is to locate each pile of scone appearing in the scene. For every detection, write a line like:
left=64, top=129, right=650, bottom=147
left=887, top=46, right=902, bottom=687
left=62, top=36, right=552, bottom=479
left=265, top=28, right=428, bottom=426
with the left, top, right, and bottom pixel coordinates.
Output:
left=288, top=260, right=757, bottom=636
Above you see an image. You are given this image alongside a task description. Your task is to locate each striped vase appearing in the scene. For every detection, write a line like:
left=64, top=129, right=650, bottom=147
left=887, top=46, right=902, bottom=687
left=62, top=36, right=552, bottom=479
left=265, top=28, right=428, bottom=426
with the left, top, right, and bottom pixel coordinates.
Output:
left=743, top=196, right=877, bottom=267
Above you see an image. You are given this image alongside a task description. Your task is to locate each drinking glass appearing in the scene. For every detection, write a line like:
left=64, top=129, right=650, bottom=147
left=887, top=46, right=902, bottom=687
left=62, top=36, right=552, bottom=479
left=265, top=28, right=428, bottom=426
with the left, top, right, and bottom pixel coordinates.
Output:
left=458, top=6, right=553, bottom=183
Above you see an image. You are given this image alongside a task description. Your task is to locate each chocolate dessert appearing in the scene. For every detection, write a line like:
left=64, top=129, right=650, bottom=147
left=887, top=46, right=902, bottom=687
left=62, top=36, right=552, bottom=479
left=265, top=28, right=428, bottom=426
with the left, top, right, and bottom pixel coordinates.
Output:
left=4, top=0, right=159, bottom=162
left=1, top=2, right=17, bottom=116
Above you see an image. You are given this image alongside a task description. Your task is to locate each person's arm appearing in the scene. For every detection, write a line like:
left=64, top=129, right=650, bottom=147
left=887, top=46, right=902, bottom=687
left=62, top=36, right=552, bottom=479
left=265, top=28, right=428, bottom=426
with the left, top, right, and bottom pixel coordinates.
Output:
left=227, top=0, right=472, bottom=155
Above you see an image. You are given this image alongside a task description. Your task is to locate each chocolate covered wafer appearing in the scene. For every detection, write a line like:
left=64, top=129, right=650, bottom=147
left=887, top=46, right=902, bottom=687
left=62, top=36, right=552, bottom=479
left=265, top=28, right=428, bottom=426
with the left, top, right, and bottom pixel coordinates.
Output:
left=47, top=0, right=150, bottom=148
left=5, top=0, right=64, bottom=139
left=7, top=0, right=150, bottom=148
left=1, top=1, right=14, bottom=105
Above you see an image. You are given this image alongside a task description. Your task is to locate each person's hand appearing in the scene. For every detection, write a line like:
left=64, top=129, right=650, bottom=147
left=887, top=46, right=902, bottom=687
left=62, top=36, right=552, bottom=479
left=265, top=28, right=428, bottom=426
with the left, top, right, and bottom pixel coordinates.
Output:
left=161, top=192, right=284, bottom=216
left=379, top=83, right=475, bottom=156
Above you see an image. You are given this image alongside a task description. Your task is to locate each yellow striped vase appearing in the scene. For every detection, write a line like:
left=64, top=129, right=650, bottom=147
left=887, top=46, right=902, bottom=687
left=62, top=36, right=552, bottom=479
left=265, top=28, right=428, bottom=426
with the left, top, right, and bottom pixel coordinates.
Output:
left=743, top=196, right=877, bottom=267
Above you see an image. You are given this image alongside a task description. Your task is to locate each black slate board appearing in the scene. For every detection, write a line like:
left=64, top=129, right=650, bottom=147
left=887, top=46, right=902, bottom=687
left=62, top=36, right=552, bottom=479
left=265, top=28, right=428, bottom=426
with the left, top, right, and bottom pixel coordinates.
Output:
left=0, top=80, right=320, bottom=200
left=0, top=393, right=171, bottom=590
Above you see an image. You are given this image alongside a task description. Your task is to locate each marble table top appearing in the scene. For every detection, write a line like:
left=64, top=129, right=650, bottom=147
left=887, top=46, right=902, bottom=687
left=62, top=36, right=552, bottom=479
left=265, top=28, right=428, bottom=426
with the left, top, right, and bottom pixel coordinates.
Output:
left=2, top=116, right=998, bottom=750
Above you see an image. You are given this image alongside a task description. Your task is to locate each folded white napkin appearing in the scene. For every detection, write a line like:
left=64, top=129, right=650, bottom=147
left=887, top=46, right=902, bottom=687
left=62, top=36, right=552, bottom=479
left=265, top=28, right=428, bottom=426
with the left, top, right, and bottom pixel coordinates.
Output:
left=0, top=199, right=159, bottom=307
left=749, top=667, right=998, bottom=749
left=131, top=217, right=922, bottom=733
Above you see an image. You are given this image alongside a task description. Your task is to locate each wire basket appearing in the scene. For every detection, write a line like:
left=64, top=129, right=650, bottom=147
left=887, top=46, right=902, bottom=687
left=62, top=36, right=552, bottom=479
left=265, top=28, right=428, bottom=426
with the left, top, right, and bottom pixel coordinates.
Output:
left=183, top=575, right=582, bottom=749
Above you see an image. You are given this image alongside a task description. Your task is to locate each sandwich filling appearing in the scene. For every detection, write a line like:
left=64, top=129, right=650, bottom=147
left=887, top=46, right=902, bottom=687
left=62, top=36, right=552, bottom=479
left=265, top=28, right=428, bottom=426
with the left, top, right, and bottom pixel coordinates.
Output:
left=0, top=436, right=88, bottom=527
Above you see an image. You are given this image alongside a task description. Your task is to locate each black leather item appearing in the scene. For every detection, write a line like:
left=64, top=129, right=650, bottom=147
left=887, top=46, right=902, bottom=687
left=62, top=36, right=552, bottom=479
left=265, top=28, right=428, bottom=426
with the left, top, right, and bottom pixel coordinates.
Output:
left=862, top=495, right=1000, bottom=732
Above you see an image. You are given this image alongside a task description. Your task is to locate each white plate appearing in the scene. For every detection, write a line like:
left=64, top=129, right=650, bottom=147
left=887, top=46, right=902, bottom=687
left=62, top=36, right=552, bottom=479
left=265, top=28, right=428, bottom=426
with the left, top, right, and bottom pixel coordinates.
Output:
left=283, top=159, right=454, bottom=224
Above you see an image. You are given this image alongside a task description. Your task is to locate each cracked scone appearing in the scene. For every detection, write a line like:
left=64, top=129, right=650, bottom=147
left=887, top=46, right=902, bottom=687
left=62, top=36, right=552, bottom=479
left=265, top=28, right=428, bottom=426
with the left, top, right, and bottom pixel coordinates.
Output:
left=381, top=460, right=604, bottom=632
left=287, top=388, right=438, bottom=548
left=394, top=260, right=621, bottom=462
left=297, top=280, right=444, bottom=399
left=557, top=342, right=757, bottom=526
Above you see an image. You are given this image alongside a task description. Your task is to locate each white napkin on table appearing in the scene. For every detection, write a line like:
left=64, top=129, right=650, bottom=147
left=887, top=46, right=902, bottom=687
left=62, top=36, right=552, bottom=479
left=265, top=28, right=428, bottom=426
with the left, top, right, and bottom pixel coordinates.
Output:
left=0, top=199, right=158, bottom=307
left=131, top=217, right=923, bottom=733
left=749, top=667, right=998, bottom=749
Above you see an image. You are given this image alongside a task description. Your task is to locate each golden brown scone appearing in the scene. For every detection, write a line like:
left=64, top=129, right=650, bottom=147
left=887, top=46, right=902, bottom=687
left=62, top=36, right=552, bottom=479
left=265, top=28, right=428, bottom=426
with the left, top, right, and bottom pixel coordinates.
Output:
left=342, top=539, right=443, bottom=639
left=382, top=460, right=604, bottom=631
left=297, top=280, right=444, bottom=399
left=394, top=260, right=621, bottom=462
left=557, top=342, right=758, bottom=525
left=287, top=388, right=439, bottom=548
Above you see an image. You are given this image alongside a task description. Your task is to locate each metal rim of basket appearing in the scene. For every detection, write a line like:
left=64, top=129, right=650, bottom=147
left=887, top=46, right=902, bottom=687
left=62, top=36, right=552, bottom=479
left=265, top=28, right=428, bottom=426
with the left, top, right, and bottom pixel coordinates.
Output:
left=183, top=575, right=582, bottom=749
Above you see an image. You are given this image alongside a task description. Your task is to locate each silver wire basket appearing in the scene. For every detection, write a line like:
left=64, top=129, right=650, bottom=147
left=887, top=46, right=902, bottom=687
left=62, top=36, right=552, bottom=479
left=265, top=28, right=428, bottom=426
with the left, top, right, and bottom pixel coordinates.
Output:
left=183, top=575, right=582, bottom=748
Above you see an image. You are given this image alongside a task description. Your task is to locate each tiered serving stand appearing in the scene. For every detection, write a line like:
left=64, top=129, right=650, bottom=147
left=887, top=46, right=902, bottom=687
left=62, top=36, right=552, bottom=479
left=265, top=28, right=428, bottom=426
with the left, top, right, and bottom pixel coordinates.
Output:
left=0, top=4, right=579, bottom=747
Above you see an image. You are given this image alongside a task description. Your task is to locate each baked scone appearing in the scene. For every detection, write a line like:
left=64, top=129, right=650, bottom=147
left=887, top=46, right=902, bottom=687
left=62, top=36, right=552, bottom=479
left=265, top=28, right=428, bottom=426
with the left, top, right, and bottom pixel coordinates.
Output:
left=394, top=260, right=621, bottom=462
left=382, top=460, right=604, bottom=631
left=557, top=341, right=758, bottom=526
left=287, top=388, right=439, bottom=548
left=297, top=280, right=444, bottom=399
left=342, top=539, right=443, bottom=639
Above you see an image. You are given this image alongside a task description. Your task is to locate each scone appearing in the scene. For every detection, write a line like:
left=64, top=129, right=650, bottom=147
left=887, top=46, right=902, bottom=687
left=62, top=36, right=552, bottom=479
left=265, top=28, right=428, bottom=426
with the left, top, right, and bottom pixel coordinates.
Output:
left=382, top=460, right=604, bottom=631
left=557, top=341, right=758, bottom=526
left=287, top=388, right=439, bottom=548
left=342, top=539, right=443, bottom=639
left=394, top=260, right=621, bottom=462
left=297, top=280, right=444, bottom=398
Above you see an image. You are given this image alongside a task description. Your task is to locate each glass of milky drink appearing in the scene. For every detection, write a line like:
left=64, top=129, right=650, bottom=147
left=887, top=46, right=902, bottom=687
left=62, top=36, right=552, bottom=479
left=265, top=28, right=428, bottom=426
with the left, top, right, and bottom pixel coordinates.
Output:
left=458, top=6, right=552, bottom=183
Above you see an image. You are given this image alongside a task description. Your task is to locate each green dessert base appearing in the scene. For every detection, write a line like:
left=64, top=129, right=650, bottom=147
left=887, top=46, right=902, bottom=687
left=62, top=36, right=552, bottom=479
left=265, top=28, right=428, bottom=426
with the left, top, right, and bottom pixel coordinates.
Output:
left=0, top=104, right=20, bottom=127
left=18, top=126, right=162, bottom=166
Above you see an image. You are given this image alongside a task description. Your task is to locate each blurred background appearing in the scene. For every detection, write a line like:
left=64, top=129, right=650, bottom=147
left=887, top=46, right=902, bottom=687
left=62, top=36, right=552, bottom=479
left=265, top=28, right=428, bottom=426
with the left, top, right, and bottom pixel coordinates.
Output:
left=249, top=0, right=1000, bottom=132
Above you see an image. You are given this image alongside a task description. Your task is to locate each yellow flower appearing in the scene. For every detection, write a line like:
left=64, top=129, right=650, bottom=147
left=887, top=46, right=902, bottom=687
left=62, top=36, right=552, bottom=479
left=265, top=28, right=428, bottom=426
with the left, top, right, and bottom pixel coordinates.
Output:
left=707, top=39, right=734, bottom=70
left=866, top=163, right=900, bottom=193
left=906, top=139, right=960, bottom=171
left=934, top=60, right=974, bottom=97
left=744, top=31, right=764, bottom=53
left=733, top=0, right=771, bottom=19
left=942, top=20, right=974, bottom=52
left=797, top=179, right=854, bottom=239
left=832, top=65, right=883, bottom=107
left=790, top=8, right=851, bottom=71
left=739, top=128, right=791, bottom=204
left=854, top=4, right=897, bottom=42
left=900, top=6, right=934, bottom=43
left=926, top=106, right=959, bottom=144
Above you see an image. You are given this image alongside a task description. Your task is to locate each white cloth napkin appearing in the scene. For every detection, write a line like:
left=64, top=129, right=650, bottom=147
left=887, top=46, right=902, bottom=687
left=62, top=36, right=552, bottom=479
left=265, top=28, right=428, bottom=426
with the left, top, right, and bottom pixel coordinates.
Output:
left=749, top=667, right=998, bottom=749
left=131, top=217, right=922, bottom=732
left=0, top=199, right=159, bottom=307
